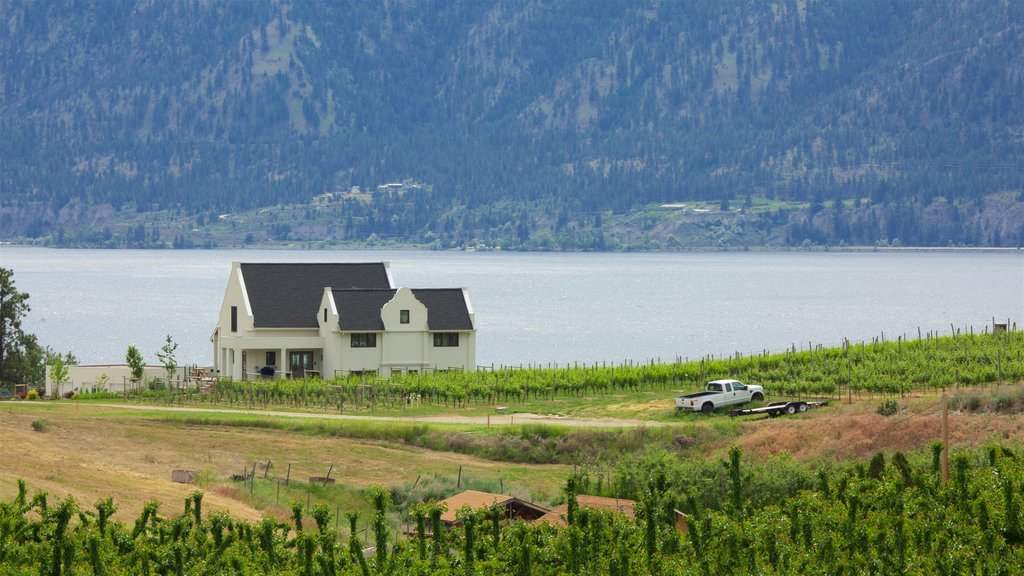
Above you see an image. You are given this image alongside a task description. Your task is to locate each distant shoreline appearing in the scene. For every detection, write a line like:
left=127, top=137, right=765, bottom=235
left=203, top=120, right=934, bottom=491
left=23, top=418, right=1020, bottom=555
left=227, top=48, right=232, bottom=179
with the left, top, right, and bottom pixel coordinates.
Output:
left=3, top=241, right=1021, bottom=254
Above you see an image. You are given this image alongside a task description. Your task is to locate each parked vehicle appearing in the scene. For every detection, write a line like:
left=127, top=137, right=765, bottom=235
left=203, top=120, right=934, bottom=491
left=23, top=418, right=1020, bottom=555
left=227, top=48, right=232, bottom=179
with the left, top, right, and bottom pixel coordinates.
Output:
left=675, top=379, right=765, bottom=414
left=730, top=400, right=829, bottom=418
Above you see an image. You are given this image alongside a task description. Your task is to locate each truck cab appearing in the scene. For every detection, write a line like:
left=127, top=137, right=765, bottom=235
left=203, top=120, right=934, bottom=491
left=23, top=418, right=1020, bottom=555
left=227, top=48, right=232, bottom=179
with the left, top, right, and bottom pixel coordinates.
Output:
left=675, top=379, right=765, bottom=414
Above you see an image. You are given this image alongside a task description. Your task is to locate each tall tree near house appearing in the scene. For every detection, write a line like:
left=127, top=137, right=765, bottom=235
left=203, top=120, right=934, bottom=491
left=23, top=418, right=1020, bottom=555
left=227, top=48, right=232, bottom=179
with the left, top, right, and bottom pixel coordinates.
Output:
left=156, top=334, right=178, bottom=389
left=19, top=334, right=46, bottom=387
left=126, top=344, right=145, bottom=385
left=0, top=267, right=34, bottom=386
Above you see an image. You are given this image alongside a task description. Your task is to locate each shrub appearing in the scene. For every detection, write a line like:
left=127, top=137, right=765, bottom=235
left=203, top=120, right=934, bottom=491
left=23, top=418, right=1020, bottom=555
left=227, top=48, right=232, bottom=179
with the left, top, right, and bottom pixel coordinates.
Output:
left=876, top=399, right=899, bottom=416
left=993, top=395, right=1017, bottom=413
left=967, top=395, right=983, bottom=411
left=31, top=419, right=48, bottom=432
left=26, top=389, right=39, bottom=400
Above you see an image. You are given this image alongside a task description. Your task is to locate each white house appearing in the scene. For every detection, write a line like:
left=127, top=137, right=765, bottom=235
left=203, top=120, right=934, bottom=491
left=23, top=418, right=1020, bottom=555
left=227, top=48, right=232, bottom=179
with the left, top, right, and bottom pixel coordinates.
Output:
left=211, top=262, right=476, bottom=379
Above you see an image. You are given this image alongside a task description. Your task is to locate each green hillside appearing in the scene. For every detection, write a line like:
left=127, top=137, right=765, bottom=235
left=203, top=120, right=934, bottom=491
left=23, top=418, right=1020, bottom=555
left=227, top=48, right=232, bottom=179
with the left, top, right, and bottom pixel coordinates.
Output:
left=1, top=0, right=1022, bottom=248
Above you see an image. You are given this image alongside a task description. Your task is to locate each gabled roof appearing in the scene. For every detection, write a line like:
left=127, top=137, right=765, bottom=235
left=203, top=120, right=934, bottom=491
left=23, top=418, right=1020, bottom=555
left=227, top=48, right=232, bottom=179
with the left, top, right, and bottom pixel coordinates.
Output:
left=240, top=263, right=392, bottom=328
left=534, top=495, right=636, bottom=527
left=332, top=288, right=474, bottom=331
left=436, top=490, right=549, bottom=525
left=333, top=290, right=395, bottom=331
left=413, top=289, right=474, bottom=330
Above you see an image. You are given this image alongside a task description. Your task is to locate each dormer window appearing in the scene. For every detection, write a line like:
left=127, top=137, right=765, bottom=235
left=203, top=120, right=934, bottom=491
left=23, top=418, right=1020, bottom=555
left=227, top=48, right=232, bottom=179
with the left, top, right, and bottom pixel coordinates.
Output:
left=400, top=309, right=410, bottom=324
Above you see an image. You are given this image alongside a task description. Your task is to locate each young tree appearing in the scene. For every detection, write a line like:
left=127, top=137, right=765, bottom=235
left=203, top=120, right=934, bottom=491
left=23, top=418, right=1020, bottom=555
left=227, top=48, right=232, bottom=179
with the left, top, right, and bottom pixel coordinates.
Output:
left=156, top=335, right=178, bottom=389
left=49, top=354, right=69, bottom=396
left=126, top=345, right=145, bottom=384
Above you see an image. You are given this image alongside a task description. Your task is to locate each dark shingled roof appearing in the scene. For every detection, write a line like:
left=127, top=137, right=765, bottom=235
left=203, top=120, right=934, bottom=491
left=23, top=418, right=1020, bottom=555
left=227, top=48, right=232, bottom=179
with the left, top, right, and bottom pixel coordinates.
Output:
left=413, top=289, right=474, bottom=330
left=240, top=263, right=392, bottom=328
left=333, top=290, right=394, bottom=331
left=332, top=288, right=474, bottom=331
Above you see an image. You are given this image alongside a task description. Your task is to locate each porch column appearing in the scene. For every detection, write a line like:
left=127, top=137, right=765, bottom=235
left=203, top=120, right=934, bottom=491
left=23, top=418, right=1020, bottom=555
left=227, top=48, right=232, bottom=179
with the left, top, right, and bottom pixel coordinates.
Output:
left=280, top=348, right=288, bottom=376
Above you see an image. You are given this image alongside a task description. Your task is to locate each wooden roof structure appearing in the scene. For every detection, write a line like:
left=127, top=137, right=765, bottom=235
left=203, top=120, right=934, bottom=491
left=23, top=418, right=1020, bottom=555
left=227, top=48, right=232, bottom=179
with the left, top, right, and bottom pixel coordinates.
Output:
left=534, top=495, right=636, bottom=527
left=437, top=490, right=549, bottom=525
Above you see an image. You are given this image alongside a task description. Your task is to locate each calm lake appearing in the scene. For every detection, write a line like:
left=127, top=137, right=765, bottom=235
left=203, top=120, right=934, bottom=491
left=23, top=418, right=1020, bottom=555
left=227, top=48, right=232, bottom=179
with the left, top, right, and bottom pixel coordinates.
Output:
left=2, top=247, right=1022, bottom=368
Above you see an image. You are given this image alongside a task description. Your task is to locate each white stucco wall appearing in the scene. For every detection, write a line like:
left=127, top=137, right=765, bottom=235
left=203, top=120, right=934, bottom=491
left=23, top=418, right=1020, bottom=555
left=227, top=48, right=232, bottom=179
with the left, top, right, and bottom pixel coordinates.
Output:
left=380, top=289, right=431, bottom=373
left=341, top=337, right=385, bottom=375
left=381, top=288, right=429, bottom=332
left=429, top=332, right=477, bottom=371
left=45, top=364, right=167, bottom=396
left=213, top=262, right=253, bottom=379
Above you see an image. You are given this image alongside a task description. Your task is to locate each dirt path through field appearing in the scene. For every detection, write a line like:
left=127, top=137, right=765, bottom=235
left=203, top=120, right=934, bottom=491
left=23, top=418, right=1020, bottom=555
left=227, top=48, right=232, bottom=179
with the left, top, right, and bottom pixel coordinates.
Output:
left=85, top=403, right=665, bottom=428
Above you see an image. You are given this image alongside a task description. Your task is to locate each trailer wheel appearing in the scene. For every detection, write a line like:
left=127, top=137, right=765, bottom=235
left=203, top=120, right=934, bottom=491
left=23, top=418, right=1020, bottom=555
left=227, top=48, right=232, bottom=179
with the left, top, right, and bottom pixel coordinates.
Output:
left=785, top=404, right=797, bottom=415
left=701, top=402, right=714, bottom=415
left=798, top=403, right=808, bottom=413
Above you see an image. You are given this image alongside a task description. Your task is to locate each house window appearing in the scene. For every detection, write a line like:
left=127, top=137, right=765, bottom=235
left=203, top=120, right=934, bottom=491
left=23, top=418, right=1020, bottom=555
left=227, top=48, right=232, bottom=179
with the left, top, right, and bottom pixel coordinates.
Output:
left=266, top=351, right=276, bottom=367
left=433, top=333, right=459, bottom=347
left=400, top=309, right=410, bottom=324
left=231, top=306, right=237, bottom=332
left=323, top=308, right=327, bottom=322
left=351, top=333, right=377, bottom=348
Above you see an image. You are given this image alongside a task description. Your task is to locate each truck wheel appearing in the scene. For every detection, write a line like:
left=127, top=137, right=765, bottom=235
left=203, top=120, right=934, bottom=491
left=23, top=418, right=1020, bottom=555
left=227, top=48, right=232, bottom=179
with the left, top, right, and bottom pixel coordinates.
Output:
left=798, top=403, right=808, bottom=413
left=785, top=404, right=797, bottom=415
left=752, top=392, right=764, bottom=401
left=701, top=402, right=714, bottom=415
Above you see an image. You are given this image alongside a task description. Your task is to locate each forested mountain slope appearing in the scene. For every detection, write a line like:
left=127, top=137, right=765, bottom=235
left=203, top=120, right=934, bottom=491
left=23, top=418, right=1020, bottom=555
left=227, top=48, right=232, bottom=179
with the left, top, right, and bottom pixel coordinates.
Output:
left=1, top=0, right=1022, bottom=248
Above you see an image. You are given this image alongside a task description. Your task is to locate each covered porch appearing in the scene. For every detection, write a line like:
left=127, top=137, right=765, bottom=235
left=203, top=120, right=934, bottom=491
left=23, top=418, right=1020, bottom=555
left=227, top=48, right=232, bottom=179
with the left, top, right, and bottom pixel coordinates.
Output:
left=214, top=334, right=326, bottom=381
left=241, top=348, right=324, bottom=381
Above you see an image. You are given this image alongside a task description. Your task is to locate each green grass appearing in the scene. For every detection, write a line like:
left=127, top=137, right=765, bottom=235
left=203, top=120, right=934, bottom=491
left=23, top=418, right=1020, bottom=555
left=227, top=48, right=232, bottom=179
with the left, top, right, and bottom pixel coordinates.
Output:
left=142, top=411, right=723, bottom=467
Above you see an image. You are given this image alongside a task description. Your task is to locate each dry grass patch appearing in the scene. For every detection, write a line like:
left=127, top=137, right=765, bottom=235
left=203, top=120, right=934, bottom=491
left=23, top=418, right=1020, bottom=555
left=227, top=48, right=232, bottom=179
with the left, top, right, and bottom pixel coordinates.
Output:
left=0, top=403, right=569, bottom=523
left=734, top=404, right=1024, bottom=462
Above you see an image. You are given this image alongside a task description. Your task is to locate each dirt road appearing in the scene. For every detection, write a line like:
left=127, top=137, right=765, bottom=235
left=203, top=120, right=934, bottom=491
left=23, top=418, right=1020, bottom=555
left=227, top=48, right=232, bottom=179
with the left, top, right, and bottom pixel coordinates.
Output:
left=87, top=403, right=664, bottom=428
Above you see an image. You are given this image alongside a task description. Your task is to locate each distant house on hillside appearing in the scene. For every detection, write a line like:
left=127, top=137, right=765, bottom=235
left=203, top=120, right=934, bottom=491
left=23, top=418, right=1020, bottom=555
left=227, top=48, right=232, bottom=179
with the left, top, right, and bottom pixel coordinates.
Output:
left=211, top=262, right=476, bottom=380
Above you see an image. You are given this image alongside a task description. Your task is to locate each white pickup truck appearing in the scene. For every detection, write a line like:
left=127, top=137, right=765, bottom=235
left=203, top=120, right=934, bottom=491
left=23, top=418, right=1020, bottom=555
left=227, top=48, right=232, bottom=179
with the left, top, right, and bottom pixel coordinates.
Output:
left=675, top=379, right=765, bottom=414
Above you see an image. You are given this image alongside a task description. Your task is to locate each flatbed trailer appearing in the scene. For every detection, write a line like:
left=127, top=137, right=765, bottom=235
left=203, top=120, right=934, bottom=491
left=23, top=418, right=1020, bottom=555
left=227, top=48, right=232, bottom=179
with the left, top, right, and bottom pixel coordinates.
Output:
left=729, top=400, right=828, bottom=418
